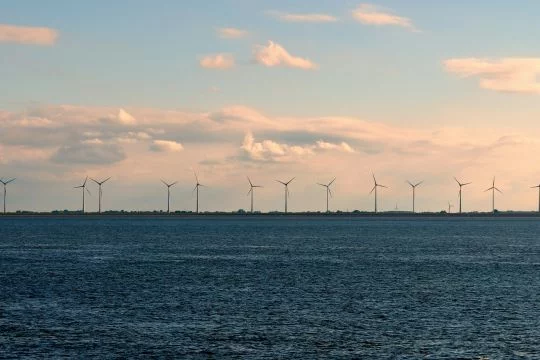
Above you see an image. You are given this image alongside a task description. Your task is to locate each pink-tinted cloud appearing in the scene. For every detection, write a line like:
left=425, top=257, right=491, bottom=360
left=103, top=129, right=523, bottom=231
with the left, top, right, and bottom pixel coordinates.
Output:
left=199, top=54, right=235, bottom=69
left=0, top=24, right=58, bottom=45
left=444, top=58, right=540, bottom=94
left=253, top=41, right=317, bottom=70
left=217, top=27, right=248, bottom=39
left=149, top=140, right=184, bottom=152
left=352, top=4, right=416, bottom=31
left=270, top=12, right=338, bottom=23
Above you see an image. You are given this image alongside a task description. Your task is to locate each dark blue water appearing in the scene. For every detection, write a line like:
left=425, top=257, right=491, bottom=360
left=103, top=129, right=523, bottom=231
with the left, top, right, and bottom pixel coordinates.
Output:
left=1, top=217, right=540, bottom=359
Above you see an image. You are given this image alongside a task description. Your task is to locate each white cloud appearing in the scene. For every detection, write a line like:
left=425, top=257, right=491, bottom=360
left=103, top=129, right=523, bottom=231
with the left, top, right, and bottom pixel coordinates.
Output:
left=253, top=41, right=317, bottom=70
left=200, top=54, right=235, bottom=69
left=0, top=24, right=58, bottom=45
left=316, top=140, right=355, bottom=153
left=117, top=109, right=136, bottom=125
left=149, top=140, right=184, bottom=152
left=444, top=58, right=540, bottom=94
left=217, top=27, right=248, bottom=39
left=352, top=4, right=416, bottom=31
left=240, top=133, right=357, bottom=162
left=241, top=132, right=314, bottom=162
left=270, top=12, right=338, bottom=23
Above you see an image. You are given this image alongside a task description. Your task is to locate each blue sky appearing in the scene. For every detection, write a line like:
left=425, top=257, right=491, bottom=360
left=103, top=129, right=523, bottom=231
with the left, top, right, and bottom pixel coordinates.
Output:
left=2, top=1, right=540, bottom=212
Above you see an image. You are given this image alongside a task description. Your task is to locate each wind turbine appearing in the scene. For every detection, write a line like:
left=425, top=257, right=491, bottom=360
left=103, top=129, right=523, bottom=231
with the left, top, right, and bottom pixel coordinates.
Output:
left=454, top=177, right=471, bottom=214
left=448, top=202, right=454, bottom=214
left=193, top=173, right=205, bottom=214
left=317, top=178, right=336, bottom=213
left=531, top=184, right=540, bottom=213
left=247, top=177, right=262, bottom=213
left=74, top=176, right=91, bottom=213
left=407, top=180, right=423, bottom=213
left=276, top=177, right=295, bottom=214
left=161, top=179, right=178, bottom=214
left=484, top=177, right=502, bottom=213
left=370, top=174, right=388, bottom=213
left=90, top=177, right=111, bottom=214
left=0, top=178, right=16, bottom=215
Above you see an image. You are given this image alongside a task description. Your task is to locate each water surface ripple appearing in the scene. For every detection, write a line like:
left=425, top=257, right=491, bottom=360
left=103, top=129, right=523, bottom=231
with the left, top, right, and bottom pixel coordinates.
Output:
left=1, top=217, right=539, bottom=358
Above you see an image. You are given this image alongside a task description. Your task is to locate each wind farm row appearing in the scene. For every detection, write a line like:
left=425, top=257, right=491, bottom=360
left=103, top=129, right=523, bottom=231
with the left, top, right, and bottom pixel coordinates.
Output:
left=2, top=174, right=540, bottom=215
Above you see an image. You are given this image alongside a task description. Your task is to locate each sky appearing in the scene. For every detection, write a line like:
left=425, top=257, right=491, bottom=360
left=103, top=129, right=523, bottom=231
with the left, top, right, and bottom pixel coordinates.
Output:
left=2, top=0, right=540, bottom=213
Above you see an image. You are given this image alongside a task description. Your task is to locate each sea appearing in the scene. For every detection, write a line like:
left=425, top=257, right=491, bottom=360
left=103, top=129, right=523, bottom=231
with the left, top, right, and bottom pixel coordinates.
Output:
left=1, top=216, right=539, bottom=359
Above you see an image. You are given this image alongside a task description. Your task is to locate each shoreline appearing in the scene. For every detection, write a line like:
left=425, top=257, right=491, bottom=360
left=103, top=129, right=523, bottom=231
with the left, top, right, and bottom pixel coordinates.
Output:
left=1, top=212, right=540, bottom=219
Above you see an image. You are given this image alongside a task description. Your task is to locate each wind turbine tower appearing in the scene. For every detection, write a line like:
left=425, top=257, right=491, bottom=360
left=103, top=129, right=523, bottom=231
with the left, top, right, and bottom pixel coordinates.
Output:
left=531, top=184, right=540, bottom=213
left=448, top=202, right=454, bottom=214
left=454, top=177, right=471, bottom=214
left=0, top=178, right=16, bottom=215
left=484, top=177, right=502, bottom=213
left=317, top=178, right=336, bottom=213
left=74, top=176, right=91, bottom=213
left=91, top=177, right=111, bottom=214
left=247, top=177, right=262, bottom=213
left=276, top=178, right=295, bottom=214
left=407, top=180, right=423, bottom=213
left=193, top=173, right=205, bottom=214
left=370, top=174, right=388, bottom=213
left=161, top=180, right=178, bottom=214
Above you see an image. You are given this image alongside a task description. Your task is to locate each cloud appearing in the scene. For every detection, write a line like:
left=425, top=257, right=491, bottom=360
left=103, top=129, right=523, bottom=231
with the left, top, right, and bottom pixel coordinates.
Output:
left=444, top=58, right=540, bottom=94
left=0, top=24, right=58, bottom=45
left=149, top=140, right=184, bottom=152
left=270, top=12, right=338, bottom=23
left=199, top=54, right=235, bottom=69
left=352, top=4, right=416, bottom=31
left=240, top=133, right=357, bottom=162
left=117, top=109, right=136, bottom=125
left=4, top=104, right=540, bottom=212
left=316, top=140, right=355, bottom=153
left=217, top=27, right=248, bottom=39
left=51, top=142, right=126, bottom=165
left=240, top=132, right=314, bottom=162
left=253, top=41, right=317, bottom=70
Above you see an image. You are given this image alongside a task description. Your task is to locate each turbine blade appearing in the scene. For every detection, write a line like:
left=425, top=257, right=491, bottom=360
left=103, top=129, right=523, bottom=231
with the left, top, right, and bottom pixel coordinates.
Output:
left=317, top=183, right=326, bottom=188
left=407, top=181, right=413, bottom=187
left=379, top=184, right=388, bottom=189
left=90, top=178, right=99, bottom=185
left=495, top=188, right=503, bottom=194
left=6, top=178, right=16, bottom=184
left=247, top=188, right=252, bottom=196
left=86, top=188, right=92, bottom=196
left=372, top=173, right=377, bottom=185
left=161, top=179, right=168, bottom=186
left=370, top=186, right=376, bottom=194
left=276, top=180, right=286, bottom=186
left=83, top=176, right=88, bottom=186
left=454, top=177, right=460, bottom=185
left=416, top=181, right=424, bottom=187
left=287, top=177, right=296, bottom=185
left=329, top=188, right=333, bottom=198
left=171, top=181, right=178, bottom=187
left=328, top=178, right=336, bottom=186
left=247, top=177, right=253, bottom=187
